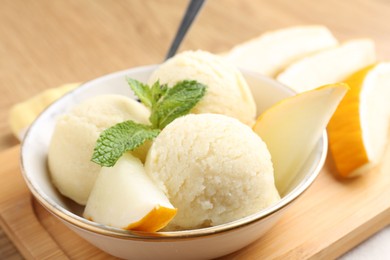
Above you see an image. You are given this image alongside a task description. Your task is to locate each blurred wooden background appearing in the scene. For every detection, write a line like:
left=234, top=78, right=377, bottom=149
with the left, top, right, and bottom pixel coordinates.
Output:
left=1, top=0, right=390, bottom=258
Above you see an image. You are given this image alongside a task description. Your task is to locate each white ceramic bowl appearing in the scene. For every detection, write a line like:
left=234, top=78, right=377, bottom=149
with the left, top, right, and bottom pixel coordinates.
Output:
left=20, top=65, right=326, bottom=260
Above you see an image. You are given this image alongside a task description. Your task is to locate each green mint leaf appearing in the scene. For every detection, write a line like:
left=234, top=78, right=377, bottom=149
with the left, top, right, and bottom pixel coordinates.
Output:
left=150, top=80, right=207, bottom=129
left=126, top=78, right=153, bottom=108
left=150, top=80, right=168, bottom=106
left=91, top=121, right=160, bottom=167
left=92, top=78, right=206, bottom=167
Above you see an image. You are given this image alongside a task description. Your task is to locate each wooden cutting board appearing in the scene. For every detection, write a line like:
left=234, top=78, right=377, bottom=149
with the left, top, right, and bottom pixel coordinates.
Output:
left=0, top=145, right=390, bottom=259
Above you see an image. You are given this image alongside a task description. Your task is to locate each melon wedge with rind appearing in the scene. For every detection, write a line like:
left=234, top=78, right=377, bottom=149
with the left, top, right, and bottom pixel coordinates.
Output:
left=276, top=39, right=376, bottom=93
left=328, top=63, right=390, bottom=177
left=84, top=153, right=177, bottom=232
left=253, top=84, right=348, bottom=194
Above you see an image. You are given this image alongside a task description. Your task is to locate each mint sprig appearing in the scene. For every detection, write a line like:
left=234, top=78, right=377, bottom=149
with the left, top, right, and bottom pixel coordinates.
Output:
left=150, top=80, right=206, bottom=129
left=91, top=78, right=206, bottom=167
left=150, top=80, right=168, bottom=107
left=126, top=78, right=153, bottom=108
left=128, top=78, right=206, bottom=129
left=92, top=121, right=160, bottom=167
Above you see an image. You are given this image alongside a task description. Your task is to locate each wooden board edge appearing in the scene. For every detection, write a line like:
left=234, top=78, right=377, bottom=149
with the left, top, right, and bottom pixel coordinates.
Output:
left=0, top=145, right=69, bottom=259
left=317, top=207, right=390, bottom=259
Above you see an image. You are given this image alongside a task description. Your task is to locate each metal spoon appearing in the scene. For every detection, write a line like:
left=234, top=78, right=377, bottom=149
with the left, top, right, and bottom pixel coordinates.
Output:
left=165, top=0, right=206, bottom=60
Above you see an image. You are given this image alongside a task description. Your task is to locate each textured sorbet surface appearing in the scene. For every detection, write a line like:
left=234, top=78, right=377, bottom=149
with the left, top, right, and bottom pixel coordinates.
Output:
left=48, top=95, right=150, bottom=205
left=145, top=114, right=280, bottom=230
left=148, top=50, right=257, bottom=126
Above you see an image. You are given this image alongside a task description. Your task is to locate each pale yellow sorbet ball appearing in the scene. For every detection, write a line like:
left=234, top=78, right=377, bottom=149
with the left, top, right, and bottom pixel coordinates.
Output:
left=145, top=114, right=280, bottom=230
left=148, top=50, right=257, bottom=126
left=48, top=95, right=150, bottom=205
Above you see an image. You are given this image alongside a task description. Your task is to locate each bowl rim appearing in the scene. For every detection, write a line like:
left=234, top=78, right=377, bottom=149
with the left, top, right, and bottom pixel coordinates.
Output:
left=20, top=65, right=327, bottom=241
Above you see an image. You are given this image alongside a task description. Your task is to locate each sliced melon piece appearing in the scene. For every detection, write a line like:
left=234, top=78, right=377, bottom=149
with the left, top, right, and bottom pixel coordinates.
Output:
left=277, top=39, right=376, bottom=92
left=328, top=63, right=390, bottom=177
left=224, top=25, right=338, bottom=76
left=253, top=84, right=348, bottom=193
left=84, top=153, right=177, bottom=232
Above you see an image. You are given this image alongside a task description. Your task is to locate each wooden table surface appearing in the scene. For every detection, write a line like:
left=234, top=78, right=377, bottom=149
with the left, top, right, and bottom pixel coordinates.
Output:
left=1, top=0, right=390, bottom=259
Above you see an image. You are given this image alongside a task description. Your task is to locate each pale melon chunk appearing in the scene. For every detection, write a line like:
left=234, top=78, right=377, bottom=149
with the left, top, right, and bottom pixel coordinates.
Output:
left=277, top=39, right=376, bottom=93
left=84, top=153, right=176, bottom=232
left=253, top=84, right=348, bottom=194
left=224, top=25, right=338, bottom=76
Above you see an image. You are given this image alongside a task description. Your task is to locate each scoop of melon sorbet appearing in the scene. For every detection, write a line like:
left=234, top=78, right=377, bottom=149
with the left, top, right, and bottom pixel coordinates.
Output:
left=48, top=95, right=150, bottom=205
left=145, top=113, right=280, bottom=231
left=148, top=50, right=256, bottom=126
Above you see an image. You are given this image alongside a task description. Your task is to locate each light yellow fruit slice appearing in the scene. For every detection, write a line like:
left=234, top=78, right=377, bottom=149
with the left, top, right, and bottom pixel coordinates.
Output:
left=253, top=84, right=348, bottom=194
left=9, top=83, right=79, bottom=140
left=277, top=39, right=376, bottom=92
left=84, top=153, right=177, bottom=232
left=224, top=25, right=338, bottom=77
left=328, top=63, right=390, bottom=177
